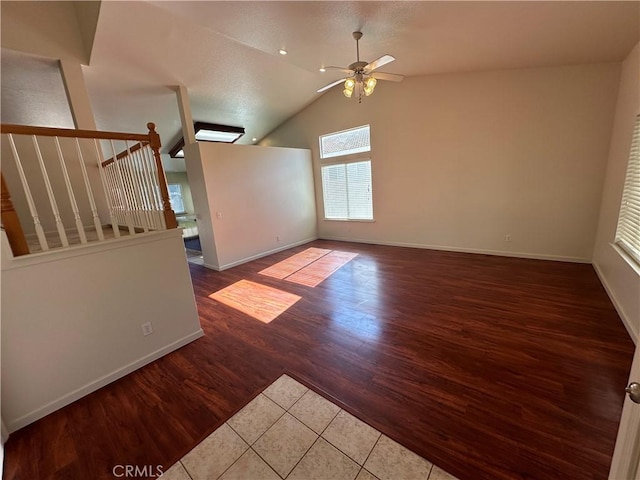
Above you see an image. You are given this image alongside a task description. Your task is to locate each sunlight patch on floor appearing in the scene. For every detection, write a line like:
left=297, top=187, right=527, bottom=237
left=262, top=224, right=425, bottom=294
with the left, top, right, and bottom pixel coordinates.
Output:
left=209, top=280, right=301, bottom=323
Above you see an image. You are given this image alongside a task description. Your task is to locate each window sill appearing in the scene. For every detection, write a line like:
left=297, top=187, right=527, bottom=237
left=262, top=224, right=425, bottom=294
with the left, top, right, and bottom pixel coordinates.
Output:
left=611, top=242, right=640, bottom=276
left=323, top=218, right=375, bottom=223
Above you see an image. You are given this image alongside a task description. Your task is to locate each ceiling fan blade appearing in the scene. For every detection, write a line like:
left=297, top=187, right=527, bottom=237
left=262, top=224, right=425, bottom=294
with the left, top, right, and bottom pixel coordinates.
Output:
left=372, top=72, right=404, bottom=82
left=324, top=66, right=353, bottom=74
left=365, top=55, right=395, bottom=72
left=317, top=78, right=346, bottom=93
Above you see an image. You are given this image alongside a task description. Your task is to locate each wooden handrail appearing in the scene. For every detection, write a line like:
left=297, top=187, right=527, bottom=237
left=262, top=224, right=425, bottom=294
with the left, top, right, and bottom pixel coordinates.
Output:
left=0, top=124, right=149, bottom=142
left=1, top=172, right=29, bottom=256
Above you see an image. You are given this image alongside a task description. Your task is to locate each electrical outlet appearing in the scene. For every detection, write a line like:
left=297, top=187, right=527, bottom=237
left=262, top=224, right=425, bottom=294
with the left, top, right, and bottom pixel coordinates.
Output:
left=141, top=322, right=153, bottom=336
left=504, top=234, right=512, bottom=242
left=216, top=212, right=223, bottom=219
left=276, top=235, right=281, bottom=242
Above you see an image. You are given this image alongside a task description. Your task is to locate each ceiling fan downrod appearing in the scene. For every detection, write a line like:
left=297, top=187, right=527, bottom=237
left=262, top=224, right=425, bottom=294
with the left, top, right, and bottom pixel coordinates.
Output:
left=353, top=31, right=362, bottom=63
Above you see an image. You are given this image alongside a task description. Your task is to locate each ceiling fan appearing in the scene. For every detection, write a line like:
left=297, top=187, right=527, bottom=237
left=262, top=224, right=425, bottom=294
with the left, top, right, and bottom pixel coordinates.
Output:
left=317, top=31, right=404, bottom=102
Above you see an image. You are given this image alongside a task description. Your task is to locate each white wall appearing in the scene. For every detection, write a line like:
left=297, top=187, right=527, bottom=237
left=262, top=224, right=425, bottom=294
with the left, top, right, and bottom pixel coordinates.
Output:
left=262, top=63, right=621, bottom=262
left=192, top=142, right=316, bottom=270
left=1, top=1, right=89, bottom=63
left=1, top=229, right=203, bottom=432
left=593, top=43, right=640, bottom=341
left=182, top=142, right=220, bottom=266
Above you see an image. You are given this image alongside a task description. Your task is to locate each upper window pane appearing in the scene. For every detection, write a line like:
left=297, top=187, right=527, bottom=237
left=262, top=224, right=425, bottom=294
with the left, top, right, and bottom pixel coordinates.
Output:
left=320, top=125, right=370, bottom=159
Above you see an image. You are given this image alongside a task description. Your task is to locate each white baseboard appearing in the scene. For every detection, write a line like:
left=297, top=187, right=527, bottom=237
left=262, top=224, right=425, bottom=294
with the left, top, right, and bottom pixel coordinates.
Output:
left=319, top=235, right=591, bottom=264
left=209, top=237, right=319, bottom=271
left=593, top=262, right=637, bottom=344
left=5, top=329, right=204, bottom=433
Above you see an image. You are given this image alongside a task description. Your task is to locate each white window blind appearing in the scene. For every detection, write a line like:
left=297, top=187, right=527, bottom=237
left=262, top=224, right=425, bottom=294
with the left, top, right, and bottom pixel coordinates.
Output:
left=321, top=160, right=373, bottom=220
left=615, top=114, right=640, bottom=264
left=320, top=125, right=370, bottom=159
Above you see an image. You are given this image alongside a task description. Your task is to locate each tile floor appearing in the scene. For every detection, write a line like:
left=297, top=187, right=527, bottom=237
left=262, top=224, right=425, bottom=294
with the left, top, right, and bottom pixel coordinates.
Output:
left=162, top=375, right=459, bottom=480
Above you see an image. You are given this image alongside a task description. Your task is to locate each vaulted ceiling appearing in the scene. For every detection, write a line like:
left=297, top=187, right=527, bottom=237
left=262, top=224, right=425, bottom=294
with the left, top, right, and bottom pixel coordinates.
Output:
left=2, top=1, right=639, bottom=171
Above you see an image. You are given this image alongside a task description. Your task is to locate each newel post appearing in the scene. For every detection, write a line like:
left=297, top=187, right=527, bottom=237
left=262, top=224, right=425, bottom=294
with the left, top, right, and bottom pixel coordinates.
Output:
left=147, top=122, right=177, bottom=229
left=1, top=172, right=29, bottom=256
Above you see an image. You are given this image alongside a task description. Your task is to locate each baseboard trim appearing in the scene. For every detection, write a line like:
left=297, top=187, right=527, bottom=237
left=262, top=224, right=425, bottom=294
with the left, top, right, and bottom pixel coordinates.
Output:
left=318, top=236, right=591, bottom=264
left=592, top=262, right=637, bottom=344
left=213, top=237, right=319, bottom=271
left=5, top=329, right=204, bottom=433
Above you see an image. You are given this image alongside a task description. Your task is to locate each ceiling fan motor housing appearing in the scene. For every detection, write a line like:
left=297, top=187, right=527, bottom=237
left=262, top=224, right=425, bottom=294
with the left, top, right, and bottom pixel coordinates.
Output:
left=349, top=61, right=369, bottom=73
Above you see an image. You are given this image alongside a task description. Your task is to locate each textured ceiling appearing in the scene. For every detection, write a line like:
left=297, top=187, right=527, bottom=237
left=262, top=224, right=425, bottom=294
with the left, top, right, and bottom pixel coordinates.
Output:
left=2, top=1, right=639, bottom=171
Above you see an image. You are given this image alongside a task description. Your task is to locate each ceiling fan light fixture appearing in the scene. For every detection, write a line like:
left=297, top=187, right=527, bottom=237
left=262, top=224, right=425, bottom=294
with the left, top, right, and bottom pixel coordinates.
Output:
left=316, top=31, right=403, bottom=102
left=364, top=76, right=377, bottom=96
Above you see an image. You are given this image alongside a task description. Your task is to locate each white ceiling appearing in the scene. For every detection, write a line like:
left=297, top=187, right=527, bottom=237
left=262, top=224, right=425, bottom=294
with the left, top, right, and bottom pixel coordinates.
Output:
left=3, top=1, right=640, bottom=171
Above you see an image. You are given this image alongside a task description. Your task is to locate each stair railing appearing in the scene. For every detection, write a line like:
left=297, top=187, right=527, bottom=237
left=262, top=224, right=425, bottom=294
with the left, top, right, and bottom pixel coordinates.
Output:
left=0, top=122, right=177, bottom=257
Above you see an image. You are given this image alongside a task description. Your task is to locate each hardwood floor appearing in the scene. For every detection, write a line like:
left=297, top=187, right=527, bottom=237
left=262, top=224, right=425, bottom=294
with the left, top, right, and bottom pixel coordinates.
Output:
left=3, top=240, right=634, bottom=480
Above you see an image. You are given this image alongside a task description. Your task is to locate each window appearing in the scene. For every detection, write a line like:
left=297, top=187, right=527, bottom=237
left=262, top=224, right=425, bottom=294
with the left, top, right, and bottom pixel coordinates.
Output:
left=320, top=125, right=370, bottom=159
left=615, top=114, right=640, bottom=265
left=321, top=160, right=373, bottom=220
left=168, top=184, right=186, bottom=214
left=319, top=125, right=373, bottom=221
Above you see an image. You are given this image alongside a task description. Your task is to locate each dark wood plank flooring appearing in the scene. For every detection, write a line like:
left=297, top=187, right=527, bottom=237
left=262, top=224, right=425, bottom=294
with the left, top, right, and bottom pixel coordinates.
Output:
left=3, top=240, right=635, bottom=480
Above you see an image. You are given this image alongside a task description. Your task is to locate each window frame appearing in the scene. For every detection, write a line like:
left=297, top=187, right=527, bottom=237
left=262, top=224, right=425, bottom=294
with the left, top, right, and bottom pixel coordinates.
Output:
left=318, top=124, right=374, bottom=222
left=614, top=114, right=640, bottom=267
left=320, top=157, right=374, bottom=222
left=319, top=124, right=371, bottom=160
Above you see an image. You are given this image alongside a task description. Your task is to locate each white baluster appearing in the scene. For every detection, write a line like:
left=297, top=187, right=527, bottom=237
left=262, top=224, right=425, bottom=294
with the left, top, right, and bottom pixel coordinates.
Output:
left=138, top=145, right=157, bottom=230
left=54, top=137, right=87, bottom=244
left=75, top=138, right=103, bottom=241
left=142, top=145, right=165, bottom=229
left=32, top=135, right=68, bottom=247
left=6, top=134, right=49, bottom=251
left=105, top=163, right=124, bottom=228
left=125, top=142, right=149, bottom=232
left=109, top=140, right=135, bottom=235
left=125, top=153, right=143, bottom=230
left=134, top=148, right=154, bottom=230
left=93, top=139, right=120, bottom=238
left=120, top=152, right=140, bottom=229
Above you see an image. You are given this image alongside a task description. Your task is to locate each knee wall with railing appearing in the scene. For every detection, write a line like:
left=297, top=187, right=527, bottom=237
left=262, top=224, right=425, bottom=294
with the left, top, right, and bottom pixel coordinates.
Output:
left=0, top=122, right=177, bottom=256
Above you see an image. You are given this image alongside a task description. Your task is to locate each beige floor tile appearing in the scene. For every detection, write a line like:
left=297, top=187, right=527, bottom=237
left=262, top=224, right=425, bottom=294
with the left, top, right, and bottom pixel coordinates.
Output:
left=227, top=393, right=285, bottom=444
left=355, top=468, right=381, bottom=480
left=181, top=423, right=249, bottom=480
left=219, top=449, right=280, bottom=480
left=159, top=462, right=191, bottom=480
left=252, top=412, right=317, bottom=477
left=289, top=389, right=341, bottom=434
left=429, top=465, right=460, bottom=480
left=262, top=374, right=309, bottom=409
left=322, top=410, right=381, bottom=465
left=364, top=434, right=433, bottom=480
left=288, top=438, right=361, bottom=480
